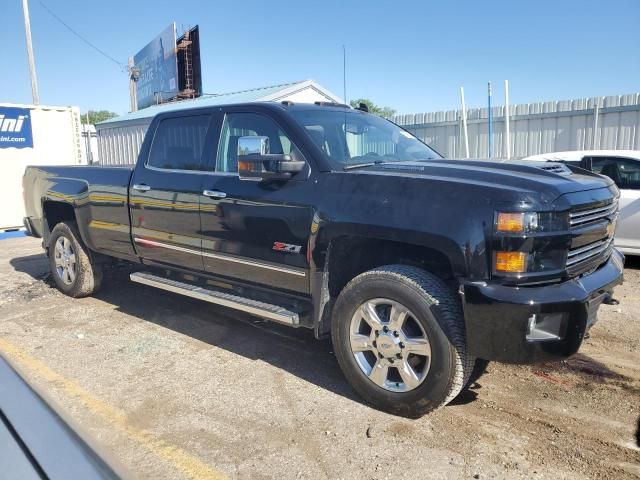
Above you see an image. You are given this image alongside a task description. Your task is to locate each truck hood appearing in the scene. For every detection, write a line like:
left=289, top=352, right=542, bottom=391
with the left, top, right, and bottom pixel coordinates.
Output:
left=355, top=159, right=614, bottom=205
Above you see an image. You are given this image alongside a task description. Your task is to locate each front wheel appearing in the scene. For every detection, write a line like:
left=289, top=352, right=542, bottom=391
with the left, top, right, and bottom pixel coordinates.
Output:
left=49, top=221, right=102, bottom=298
left=331, top=265, right=473, bottom=418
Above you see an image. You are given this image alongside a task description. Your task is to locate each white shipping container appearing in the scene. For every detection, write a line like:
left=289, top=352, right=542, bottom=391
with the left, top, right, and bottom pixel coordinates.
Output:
left=0, top=103, right=85, bottom=229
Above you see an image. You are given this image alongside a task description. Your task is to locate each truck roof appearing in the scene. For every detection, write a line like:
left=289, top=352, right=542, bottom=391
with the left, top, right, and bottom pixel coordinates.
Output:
left=156, top=101, right=354, bottom=115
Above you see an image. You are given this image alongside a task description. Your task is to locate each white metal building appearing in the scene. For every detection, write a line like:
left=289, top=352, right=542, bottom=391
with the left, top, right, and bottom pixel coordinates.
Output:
left=1, top=103, right=85, bottom=229
left=96, top=79, right=343, bottom=166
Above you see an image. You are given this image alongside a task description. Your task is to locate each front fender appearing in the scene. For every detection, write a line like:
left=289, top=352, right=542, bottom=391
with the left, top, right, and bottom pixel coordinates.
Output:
left=308, top=220, right=479, bottom=339
left=311, top=220, right=474, bottom=279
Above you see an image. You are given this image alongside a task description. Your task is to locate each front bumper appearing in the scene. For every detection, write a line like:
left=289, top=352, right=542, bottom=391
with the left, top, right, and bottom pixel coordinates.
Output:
left=461, top=249, right=624, bottom=364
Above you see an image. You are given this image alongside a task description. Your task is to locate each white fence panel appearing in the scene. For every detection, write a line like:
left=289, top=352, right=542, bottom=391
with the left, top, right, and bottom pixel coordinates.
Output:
left=394, top=93, right=640, bottom=159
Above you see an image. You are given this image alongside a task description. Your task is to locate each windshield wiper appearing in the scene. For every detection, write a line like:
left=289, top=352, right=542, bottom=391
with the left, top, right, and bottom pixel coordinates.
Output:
left=343, top=160, right=386, bottom=170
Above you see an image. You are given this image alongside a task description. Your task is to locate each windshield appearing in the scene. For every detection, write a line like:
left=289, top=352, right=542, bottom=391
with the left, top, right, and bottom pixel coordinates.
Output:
left=289, top=109, right=442, bottom=169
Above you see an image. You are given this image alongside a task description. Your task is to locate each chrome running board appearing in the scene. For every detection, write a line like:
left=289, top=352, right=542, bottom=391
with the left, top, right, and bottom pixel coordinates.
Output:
left=130, top=272, right=300, bottom=326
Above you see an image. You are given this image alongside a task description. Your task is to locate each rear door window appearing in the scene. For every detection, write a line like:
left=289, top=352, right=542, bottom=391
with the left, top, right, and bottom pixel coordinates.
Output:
left=147, top=115, right=211, bottom=171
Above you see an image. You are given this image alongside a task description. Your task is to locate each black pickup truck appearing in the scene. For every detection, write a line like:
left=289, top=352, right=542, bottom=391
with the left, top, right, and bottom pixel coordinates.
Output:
left=23, top=102, right=623, bottom=417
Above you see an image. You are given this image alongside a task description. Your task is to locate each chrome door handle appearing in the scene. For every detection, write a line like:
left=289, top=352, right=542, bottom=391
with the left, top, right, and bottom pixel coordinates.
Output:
left=132, top=184, right=151, bottom=192
left=203, top=190, right=227, bottom=198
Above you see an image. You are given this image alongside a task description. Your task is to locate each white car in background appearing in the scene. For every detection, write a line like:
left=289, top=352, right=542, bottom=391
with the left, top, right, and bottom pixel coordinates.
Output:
left=525, top=150, right=640, bottom=255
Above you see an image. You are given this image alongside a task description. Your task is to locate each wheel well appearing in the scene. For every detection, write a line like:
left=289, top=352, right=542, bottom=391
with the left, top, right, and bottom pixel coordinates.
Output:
left=327, top=236, right=454, bottom=298
left=43, top=201, right=76, bottom=231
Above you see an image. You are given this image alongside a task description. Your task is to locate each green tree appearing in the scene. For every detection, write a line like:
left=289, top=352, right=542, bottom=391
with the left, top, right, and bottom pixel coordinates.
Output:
left=81, top=110, right=118, bottom=124
left=349, top=98, right=396, bottom=118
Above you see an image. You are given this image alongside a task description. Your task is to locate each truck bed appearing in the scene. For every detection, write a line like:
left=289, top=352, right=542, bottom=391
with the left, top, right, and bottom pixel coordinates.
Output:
left=23, top=165, right=136, bottom=259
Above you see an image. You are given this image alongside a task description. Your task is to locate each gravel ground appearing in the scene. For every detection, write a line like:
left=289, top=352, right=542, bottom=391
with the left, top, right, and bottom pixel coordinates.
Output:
left=1, top=236, right=638, bottom=480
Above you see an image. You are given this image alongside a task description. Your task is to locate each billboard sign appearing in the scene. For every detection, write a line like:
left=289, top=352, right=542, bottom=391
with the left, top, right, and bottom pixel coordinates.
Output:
left=133, top=23, right=178, bottom=110
left=0, top=107, right=33, bottom=149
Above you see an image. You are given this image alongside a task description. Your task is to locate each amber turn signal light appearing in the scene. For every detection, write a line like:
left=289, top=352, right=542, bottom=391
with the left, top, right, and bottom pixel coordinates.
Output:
left=495, top=251, right=527, bottom=273
left=238, top=161, right=253, bottom=172
left=496, top=212, right=525, bottom=233
left=496, top=211, right=540, bottom=233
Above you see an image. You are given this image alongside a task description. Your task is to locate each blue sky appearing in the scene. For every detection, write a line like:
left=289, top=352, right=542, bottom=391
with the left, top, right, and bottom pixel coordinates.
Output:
left=2, top=0, right=639, bottom=116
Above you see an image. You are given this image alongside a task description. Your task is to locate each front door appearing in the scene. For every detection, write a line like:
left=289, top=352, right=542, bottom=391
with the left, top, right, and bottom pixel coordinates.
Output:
left=129, top=113, right=214, bottom=271
left=199, top=110, right=313, bottom=294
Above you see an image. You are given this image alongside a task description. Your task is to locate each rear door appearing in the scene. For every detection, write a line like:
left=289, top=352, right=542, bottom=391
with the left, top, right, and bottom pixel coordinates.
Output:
left=198, top=109, right=313, bottom=294
left=129, top=113, right=218, bottom=271
left=590, top=156, right=640, bottom=251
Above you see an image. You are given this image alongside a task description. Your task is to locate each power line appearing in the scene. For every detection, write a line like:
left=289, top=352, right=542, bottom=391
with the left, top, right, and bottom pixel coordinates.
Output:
left=35, top=0, right=126, bottom=69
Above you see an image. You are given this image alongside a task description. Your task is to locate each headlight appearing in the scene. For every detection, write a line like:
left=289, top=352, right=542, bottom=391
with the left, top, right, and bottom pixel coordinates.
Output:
left=493, top=210, right=569, bottom=278
left=495, top=211, right=568, bottom=234
left=496, top=212, right=539, bottom=233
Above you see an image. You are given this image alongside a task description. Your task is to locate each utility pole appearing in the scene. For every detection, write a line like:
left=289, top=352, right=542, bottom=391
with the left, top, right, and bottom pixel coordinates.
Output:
left=128, top=57, right=138, bottom=112
left=22, top=0, right=40, bottom=105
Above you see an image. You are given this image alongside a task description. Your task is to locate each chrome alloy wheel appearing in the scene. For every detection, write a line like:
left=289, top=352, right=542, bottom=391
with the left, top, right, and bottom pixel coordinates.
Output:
left=349, top=298, right=432, bottom=392
left=53, top=236, right=77, bottom=285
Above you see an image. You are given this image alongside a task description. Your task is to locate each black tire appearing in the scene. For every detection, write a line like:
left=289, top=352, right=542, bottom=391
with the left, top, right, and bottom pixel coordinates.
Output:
left=48, top=221, right=102, bottom=298
left=331, top=265, right=474, bottom=418
left=464, top=359, right=490, bottom=390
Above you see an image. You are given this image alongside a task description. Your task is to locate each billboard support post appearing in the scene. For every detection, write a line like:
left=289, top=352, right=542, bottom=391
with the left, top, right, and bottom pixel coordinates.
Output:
left=176, top=26, right=202, bottom=101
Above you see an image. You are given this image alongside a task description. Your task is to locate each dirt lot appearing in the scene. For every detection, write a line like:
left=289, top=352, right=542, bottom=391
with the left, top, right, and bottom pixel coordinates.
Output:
left=0, top=236, right=638, bottom=479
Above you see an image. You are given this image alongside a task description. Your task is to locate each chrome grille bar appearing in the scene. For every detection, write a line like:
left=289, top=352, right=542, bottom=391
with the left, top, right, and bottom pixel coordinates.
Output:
left=569, top=201, right=618, bottom=227
left=566, top=238, right=613, bottom=267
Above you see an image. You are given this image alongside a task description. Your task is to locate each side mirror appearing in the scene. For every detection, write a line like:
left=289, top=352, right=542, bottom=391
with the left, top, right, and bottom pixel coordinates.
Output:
left=237, top=136, right=305, bottom=181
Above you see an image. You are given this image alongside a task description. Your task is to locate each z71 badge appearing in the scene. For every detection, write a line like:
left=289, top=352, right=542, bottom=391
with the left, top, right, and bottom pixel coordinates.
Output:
left=272, top=242, right=302, bottom=253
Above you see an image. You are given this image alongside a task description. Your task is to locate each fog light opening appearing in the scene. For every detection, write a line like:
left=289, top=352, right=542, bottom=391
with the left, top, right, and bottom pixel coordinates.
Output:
left=526, top=313, right=567, bottom=342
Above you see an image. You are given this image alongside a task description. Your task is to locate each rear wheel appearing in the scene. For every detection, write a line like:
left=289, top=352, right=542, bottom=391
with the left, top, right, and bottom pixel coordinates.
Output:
left=49, top=221, right=102, bottom=297
left=332, top=265, right=473, bottom=418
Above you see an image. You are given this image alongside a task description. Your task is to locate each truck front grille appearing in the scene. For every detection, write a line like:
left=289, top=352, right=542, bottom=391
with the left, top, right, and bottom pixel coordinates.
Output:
left=566, top=198, right=618, bottom=275
left=569, top=200, right=618, bottom=227
left=566, top=238, right=613, bottom=267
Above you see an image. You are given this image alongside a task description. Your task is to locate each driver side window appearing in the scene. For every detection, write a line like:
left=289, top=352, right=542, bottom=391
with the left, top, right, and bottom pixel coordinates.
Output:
left=216, top=113, right=298, bottom=173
